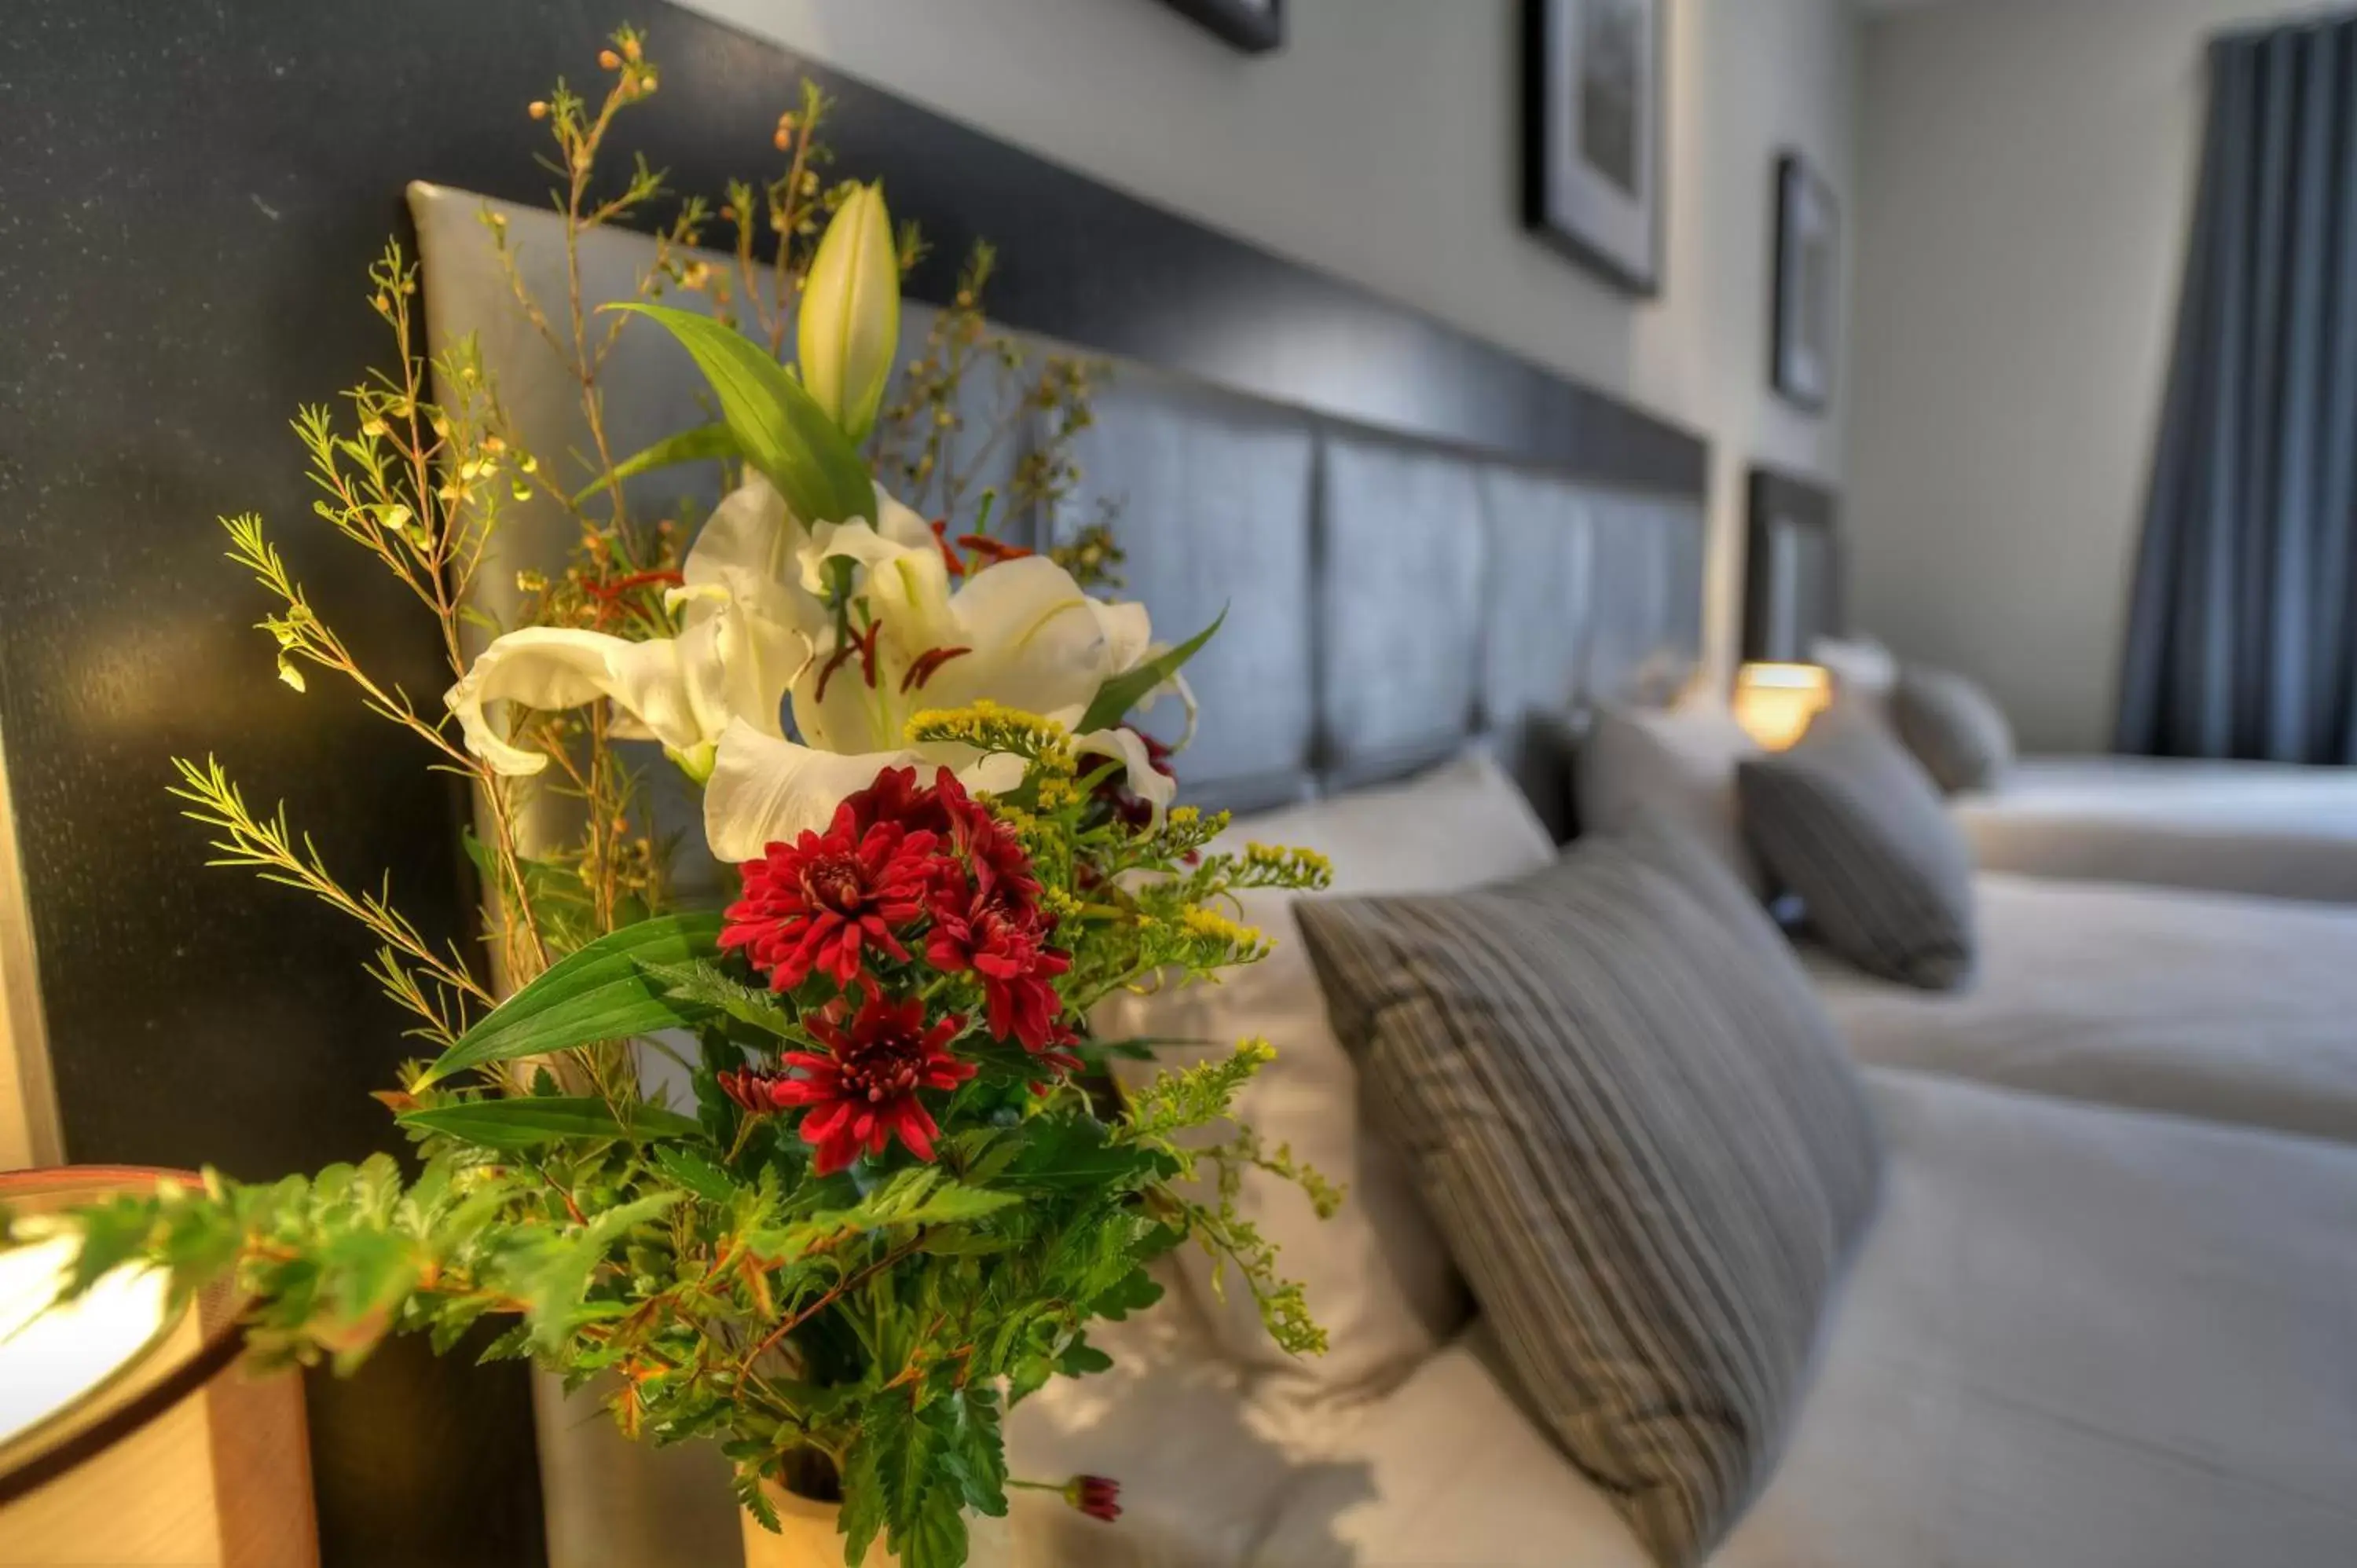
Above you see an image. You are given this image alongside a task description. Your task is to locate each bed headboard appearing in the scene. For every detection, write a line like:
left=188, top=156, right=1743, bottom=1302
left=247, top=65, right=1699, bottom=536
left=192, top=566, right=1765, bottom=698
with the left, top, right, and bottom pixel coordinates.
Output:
left=413, top=187, right=1709, bottom=841
left=7, top=2, right=1707, bottom=1556
left=1743, top=465, right=1845, bottom=663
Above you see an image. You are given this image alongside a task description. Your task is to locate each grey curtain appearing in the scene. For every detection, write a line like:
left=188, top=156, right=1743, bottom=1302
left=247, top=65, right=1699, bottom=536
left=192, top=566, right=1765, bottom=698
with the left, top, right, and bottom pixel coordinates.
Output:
left=2117, top=15, right=2357, bottom=762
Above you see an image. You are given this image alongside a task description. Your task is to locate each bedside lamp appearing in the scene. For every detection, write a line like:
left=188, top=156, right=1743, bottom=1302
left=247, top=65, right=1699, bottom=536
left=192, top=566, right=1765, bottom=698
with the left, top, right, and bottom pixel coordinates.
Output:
left=0, top=1167, right=317, bottom=1567
left=1732, top=661, right=1831, bottom=751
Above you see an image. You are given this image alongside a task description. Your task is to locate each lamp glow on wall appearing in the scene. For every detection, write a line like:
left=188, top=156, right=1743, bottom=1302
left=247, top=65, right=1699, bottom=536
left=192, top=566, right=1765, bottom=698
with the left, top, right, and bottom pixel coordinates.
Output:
left=1732, top=661, right=1832, bottom=751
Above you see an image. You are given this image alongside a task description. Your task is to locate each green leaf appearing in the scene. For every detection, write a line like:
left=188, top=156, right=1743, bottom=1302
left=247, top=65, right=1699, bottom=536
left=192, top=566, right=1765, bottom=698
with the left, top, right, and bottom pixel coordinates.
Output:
left=899, top=1485, right=969, bottom=1568
left=1056, top=1335, right=1114, bottom=1376
left=838, top=1398, right=896, bottom=1563
left=417, top=913, right=725, bottom=1086
left=398, top=1096, right=703, bottom=1148
left=652, top=1145, right=738, bottom=1205
left=1090, top=1265, right=1165, bottom=1321
left=874, top=1391, right=941, bottom=1559
left=733, top=1463, right=782, bottom=1537
left=1007, top=1112, right=1166, bottom=1192
left=573, top=420, right=737, bottom=506
left=1076, top=607, right=1226, bottom=735
left=939, top=1387, right=1009, bottom=1518
left=508, top=1192, right=684, bottom=1353
left=635, top=957, right=796, bottom=1039
left=900, top=1185, right=1024, bottom=1227
left=476, top=1321, right=536, bottom=1364
left=603, top=304, right=874, bottom=528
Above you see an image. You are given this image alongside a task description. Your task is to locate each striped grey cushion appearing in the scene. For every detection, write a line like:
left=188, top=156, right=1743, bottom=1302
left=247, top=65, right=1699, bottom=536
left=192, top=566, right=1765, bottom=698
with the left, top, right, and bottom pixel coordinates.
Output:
left=1891, top=665, right=2014, bottom=793
left=1295, top=830, right=1882, bottom=1567
left=1739, top=713, right=1977, bottom=989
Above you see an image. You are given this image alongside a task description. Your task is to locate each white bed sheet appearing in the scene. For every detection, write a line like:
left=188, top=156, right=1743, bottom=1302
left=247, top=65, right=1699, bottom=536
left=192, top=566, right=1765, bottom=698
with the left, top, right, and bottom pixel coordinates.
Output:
left=1956, top=754, right=2357, bottom=902
left=1007, top=1072, right=2357, bottom=1566
left=1809, top=871, right=2357, bottom=1142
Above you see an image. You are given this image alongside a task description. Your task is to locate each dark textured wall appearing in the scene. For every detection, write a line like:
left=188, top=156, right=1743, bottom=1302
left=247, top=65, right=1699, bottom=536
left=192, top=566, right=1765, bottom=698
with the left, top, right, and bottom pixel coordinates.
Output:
left=3, top=3, right=1705, bottom=1563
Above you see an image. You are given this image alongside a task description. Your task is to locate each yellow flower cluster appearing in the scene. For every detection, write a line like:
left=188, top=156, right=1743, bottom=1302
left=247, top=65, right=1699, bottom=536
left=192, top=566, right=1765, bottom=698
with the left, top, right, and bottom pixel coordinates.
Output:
left=1244, top=841, right=1332, bottom=888
left=1180, top=906, right=1262, bottom=947
left=904, top=700, right=1078, bottom=773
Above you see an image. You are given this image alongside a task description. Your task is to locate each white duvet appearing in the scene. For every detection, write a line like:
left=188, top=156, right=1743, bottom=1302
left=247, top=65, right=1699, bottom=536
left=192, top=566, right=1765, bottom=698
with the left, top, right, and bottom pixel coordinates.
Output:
left=1007, top=1072, right=2357, bottom=1566
left=1956, top=755, right=2357, bottom=902
left=1807, top=871, right=2357, bottom=1143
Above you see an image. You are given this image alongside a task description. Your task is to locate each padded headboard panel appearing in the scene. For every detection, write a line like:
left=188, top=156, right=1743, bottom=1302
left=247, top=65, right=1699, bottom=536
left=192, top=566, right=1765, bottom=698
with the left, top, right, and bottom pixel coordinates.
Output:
left=412, top=184, right=1707, bottom=837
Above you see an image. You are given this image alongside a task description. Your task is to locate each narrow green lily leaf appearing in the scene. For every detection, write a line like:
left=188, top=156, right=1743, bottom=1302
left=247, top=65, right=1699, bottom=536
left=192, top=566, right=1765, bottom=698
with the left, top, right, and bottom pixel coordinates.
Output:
left=1076, top=607, right=1226, bottom=735
left=602, top=303, right=874, bottom=526
left=398, top=1096, right=704, bottom=1148
left=417, top=912, right=725, bottom=1086
left=572, top=420, right=737, bottom=507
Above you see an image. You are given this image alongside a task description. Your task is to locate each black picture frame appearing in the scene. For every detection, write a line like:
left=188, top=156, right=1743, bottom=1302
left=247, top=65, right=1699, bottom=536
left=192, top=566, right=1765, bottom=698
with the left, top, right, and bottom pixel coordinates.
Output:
left=1772, top=152, right=1840, bottom=412
left=1743, top=466, right=1844, bottom=662
left=1159, top=0, right=1285, bottom=53
left=1522, top=0, right=1666, bottom=297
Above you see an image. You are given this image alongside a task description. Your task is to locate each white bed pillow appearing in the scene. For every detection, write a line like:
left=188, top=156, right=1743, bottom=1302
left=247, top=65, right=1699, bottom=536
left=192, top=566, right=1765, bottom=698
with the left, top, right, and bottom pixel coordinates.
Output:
left=1813, top=635, right=1899, bottom=731
left=1575, top=701, right=1769, bottom=896
left=1812, top=635, right=1897, bottom=698
left=1097, top=752, right=1556, bottom=1405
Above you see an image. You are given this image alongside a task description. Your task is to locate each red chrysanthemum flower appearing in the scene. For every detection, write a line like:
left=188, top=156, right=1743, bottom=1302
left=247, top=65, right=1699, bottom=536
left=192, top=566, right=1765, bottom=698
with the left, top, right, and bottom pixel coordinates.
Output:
left=844, top=764, right=952, bottom=838
left=720, top=802, right=943, bottom=991
left=775, top=991, right=976, bottom=1174
left=934, top=767, right=1040, bottom=908
left=927, top=869, right=1072, bottom=1053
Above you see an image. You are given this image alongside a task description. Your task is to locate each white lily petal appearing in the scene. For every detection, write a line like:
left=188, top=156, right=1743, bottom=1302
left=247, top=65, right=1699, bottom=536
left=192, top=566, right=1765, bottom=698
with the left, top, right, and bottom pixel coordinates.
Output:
left=685, top=476, right=831, bottom=660
left=1125, top=646, right=1200, bottom=753
left=703, top=720, right=1027, bottom=862
left=1168, top=671, right=1200, bottom=752
left=444, top=627, right=713, bottom=776
left=684, top=474, right=797, bottom=592
left=704, top=720, right=922, bottom=860
left=798, top=518, right=902, bottom=594
left=1079, top=727, right=1177, bottom=828
left=922, top=556, right=1115, bottom=720
left=873, top=484, right=937, bottom=551
left=1091, top=599, right=1155, bottom=676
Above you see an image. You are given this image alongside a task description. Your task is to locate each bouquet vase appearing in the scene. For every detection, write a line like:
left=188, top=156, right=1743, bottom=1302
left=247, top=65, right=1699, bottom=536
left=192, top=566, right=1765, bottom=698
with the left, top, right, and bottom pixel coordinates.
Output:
left=739, top=1482, right=1014, bottom=1568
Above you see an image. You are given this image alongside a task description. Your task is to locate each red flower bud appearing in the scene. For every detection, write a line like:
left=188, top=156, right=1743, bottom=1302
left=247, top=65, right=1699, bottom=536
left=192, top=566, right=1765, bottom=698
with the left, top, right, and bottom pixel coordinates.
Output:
left=1063, top=1475, right=1120, bottom=1523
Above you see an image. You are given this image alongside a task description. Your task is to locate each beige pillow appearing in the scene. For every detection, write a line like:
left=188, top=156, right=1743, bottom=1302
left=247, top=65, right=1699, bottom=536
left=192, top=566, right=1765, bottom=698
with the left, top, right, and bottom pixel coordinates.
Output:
left=1891, top=665, right=2014, bottom=793
left=1098, top=753, right=1558, bottom=1405
left=1576, top=702, right=1768, bottom=897
left=1295, top=828, right=1883, bottom=1564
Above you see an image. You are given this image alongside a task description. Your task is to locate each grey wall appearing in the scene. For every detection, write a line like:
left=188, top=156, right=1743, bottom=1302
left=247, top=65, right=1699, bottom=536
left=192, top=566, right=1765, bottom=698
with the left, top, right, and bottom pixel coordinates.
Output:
left=681, top=0, right=1861, bottom=679
left=1849, top=0, right=2342, bottom=751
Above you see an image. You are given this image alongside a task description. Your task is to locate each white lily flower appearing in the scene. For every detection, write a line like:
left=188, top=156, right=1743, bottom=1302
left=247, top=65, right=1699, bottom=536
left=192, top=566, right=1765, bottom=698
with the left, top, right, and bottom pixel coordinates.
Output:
left=446, top=470, right=1184, bottom=859
left=1073, top=723, right=1178, bottom=822
left=445, top=475, right=823, bottom=782
left=702, top=534, right=1175, bottom=859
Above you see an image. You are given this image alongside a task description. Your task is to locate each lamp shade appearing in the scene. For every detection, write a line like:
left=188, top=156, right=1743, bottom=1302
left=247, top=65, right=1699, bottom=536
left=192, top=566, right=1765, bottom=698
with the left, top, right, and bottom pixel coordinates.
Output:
left=1732, top=661, right=1832, bottom=752
left=0, top=1167, right=317, bottom=1567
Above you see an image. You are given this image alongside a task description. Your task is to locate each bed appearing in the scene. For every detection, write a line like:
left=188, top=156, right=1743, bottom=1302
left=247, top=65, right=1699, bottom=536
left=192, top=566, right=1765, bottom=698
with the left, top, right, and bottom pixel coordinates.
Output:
left=1010, top=1066, right=2357, bottom=1568
left=1745, top=468, right=2357, bottom=903
left=1952, top=755, right=2357, bottom=903
left=1805, top=870, right=2357, bottom=1143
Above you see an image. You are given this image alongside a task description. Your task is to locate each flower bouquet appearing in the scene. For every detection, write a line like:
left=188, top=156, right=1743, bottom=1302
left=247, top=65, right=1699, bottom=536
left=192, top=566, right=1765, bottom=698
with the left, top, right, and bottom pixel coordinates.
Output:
left=3, top=32, right=1331, bottom=1568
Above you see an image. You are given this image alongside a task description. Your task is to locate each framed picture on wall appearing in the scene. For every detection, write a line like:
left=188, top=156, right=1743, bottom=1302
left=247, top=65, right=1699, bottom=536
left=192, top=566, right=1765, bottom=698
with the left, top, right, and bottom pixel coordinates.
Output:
left=1522, top=0, right=1665, bottom=296
left=1158, top=0, right=1285, bottom=53
left=1772, top=152, right=1839, bottom=411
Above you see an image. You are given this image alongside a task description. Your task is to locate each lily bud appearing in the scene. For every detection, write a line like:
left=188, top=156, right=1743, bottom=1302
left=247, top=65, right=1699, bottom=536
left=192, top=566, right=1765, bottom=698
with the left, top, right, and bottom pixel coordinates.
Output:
left=797, top=181, right=899, bottom=445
